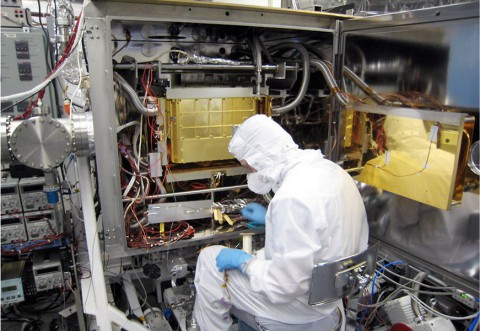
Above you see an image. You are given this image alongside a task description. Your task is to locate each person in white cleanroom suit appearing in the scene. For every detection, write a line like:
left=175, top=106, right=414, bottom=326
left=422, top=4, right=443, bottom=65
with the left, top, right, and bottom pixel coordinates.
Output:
left=193, top=114, right=369, bottom=331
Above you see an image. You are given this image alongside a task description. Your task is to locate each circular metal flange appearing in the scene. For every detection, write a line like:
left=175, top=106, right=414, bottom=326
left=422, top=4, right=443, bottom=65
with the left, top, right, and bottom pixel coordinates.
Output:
left=10, top=116, right=71, bottom=171
left=71, top=111, right=95, bottom=157
left=468, top=141, right=480, bottom=175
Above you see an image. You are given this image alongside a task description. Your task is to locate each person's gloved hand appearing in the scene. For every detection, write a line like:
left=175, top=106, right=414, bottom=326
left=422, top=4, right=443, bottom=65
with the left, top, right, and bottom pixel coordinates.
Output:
left=241, top=203, right=267, bottom=224
left=216, top=248, right=252, bottom=272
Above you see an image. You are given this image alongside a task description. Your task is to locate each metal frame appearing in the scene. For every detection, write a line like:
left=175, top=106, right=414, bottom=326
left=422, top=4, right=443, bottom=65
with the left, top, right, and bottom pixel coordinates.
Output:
left=83, top=0, right=343, bottom=259
left=337, top=3, right=479, bottom=295
left=341, top=1, right=479, bottom=33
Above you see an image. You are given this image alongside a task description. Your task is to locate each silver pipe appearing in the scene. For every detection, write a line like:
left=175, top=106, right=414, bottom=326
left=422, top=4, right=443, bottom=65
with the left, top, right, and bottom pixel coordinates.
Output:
left=343, top=66, right=386, bottom=105
left=113, top=72, right=157, bottom=117
left=122, top=184, right=248, bottom=202
left=310, top=59, right=348, bottom=107
left=114, top=63, right=289, bottom=73
left=269, top=43, right=311, bottom=114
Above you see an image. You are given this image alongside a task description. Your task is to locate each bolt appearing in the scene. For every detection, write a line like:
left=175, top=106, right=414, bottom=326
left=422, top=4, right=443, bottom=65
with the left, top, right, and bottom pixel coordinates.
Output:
left=11, top=141, right=15, bottom=145
left=31, top=163, right=35, bottom=167
left=31, top=120, right=35, bottom=124
left=66, top=143, right=70, bottom=147
left=16, top=154, right=21, bottom=158
left=90, top=36, right=94, bottom=39
left=12, top=134, right=16, bottom=138
left=62, top=129, right=66, bottom=133
left=56, top=124, right=60, bottom=128
left=90, top=26, right=94, bottom=29
left=95, top=26, right=99, bottom=29
left=12, top=148, right=17, bottom=152
left=97, top=36, right=100, bottom=39
left=49, top=119, right=53, bottom=123
left=40, top=118, right=44, bottom=123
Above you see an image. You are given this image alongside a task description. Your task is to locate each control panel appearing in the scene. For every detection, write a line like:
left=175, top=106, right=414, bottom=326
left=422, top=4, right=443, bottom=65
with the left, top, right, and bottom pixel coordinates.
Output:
left=24, top=210, right=57, bottom=240
left=1, top=260, right=25, bottom=304
left=1, top=214, right=27, bottom=244
left=1, top=27, right=54, bottom=117
left=0, top=7, right=28, bottom=27
left=19, top=177, right=50, bottom=212
left=1, top=174, right=22, bottom=215
left=32, top=250, right=64, bottom=292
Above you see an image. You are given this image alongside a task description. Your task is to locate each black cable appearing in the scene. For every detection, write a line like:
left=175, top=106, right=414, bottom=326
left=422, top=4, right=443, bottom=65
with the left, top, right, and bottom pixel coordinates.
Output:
left=54, top=0, right=59, bottom=63
left=51, top=75, right=62, bottom=118
left=25, top=8, right=33, bottom=27
left=93, top=161, right=101, bottom=217
left=37, top=0, right=63, bottom=118
left=112, top=30, right=131, bottom=58
left=81, top=38, right=89, bottom=72
left=17, top=290, right=65, bottom=313
left=57, top=167, right=68, bottom=234
left=35, top=291, right=73, bottom=312
left=36, top=0, right=54, bottom=71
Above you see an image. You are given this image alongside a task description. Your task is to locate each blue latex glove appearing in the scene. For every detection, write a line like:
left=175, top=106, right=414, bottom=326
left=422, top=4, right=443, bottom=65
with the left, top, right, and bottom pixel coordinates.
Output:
left=216, top=248, right=252, bottom=272
left=241, top=202, right=267, bottom=224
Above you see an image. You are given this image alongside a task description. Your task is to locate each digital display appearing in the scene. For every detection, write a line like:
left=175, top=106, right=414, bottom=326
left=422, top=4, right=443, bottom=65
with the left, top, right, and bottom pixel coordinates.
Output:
left=36, top=266, right=60, bottom=275
left=26, top=215, right=47, bottom=222
left=1, top=217, right=21, bottom=225
left=1, top=187, right=16, bottom=194
left=22, top=184, right=43, bottom=193
left=2, top=285, right=17, bottom=292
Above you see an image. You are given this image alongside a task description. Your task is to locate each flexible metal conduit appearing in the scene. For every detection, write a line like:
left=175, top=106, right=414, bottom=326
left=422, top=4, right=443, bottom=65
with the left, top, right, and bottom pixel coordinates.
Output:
left=252, top=36, right=263, bottom=96
left=411, top=271, right=428, bottom=321
left=113, top=72, right=157, bottom=117
left=310, top=59, right=348, bottom=107
left=269, top=43, right=311, bottom=115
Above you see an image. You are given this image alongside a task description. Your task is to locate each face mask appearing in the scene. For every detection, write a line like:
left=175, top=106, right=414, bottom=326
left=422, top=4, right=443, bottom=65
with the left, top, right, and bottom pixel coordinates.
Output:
left=247, top=172, right=274, bottom=195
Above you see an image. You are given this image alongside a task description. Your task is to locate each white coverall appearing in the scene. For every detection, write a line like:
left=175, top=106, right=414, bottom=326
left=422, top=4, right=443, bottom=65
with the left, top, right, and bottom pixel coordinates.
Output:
left=194, top=115, right=369, bottom=331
